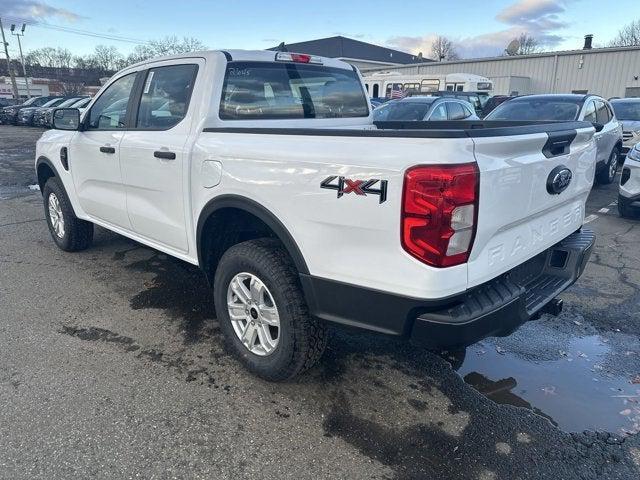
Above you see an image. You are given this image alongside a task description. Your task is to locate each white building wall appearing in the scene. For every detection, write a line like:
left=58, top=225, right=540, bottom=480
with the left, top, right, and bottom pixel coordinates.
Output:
left=363, top=47, right=640, bottom=98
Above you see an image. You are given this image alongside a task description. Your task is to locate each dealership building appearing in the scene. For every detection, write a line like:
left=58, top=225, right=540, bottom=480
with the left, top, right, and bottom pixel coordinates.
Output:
left=361, top=40, right=640, bottom=99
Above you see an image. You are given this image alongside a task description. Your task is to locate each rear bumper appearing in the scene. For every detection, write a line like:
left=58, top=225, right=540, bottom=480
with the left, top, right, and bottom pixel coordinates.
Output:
left=301, top=229, right=595, bottom=349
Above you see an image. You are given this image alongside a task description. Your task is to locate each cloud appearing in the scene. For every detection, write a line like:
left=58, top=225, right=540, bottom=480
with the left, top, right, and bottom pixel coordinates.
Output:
left=0, top=0, right=84, bottom=22
left=387, top=0, right=573, bottom=59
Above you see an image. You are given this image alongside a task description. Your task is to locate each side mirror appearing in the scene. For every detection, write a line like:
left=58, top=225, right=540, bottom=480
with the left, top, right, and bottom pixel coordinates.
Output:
left=53, top=108, right=81, bottom=131
left=592, top=122, right=604, bottom=132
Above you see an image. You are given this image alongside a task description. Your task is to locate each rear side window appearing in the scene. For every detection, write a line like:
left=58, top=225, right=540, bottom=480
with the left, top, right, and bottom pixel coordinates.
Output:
left=220, top=61, right=369, bottom=120
left=137, top=64, right=198, bottom=129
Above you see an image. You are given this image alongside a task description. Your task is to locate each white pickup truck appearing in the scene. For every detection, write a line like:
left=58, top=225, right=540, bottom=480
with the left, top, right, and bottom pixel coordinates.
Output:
left=36, top=50, right=596, bottom=380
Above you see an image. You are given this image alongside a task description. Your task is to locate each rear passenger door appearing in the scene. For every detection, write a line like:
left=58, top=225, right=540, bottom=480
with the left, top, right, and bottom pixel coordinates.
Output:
left=580, top=100, right=605, bottom=163
left=595, top=100, right=618, bottom=161
left=119, top=60, right=202, bottom=252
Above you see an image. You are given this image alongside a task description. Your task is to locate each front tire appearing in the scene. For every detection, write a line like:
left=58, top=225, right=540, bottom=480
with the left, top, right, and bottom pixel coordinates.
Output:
left=43, top=177, right=93, bottom=252
left=596, top=148, right=620, bottom=185
left=213, top=239, right=327, bottom=381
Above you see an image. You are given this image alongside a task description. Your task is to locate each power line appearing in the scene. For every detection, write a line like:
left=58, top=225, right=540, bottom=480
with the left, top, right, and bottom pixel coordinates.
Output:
left=0, top=15, right=149, bottom=44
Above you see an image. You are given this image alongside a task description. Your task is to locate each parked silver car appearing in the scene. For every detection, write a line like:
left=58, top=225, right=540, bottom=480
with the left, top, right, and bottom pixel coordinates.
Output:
left=372, top=96, right=479, bottom=122
left=486, top=94, right=623, bottom=184
left=619, top=143, right=640, bottom=218
left=610, top=98, right=640, bottom=157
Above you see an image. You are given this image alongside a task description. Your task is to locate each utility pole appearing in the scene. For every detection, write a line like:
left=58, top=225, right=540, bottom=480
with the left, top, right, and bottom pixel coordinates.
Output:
left=10, top=24, right=30, bottom=98
left=0, top=17, right=20, bottom=100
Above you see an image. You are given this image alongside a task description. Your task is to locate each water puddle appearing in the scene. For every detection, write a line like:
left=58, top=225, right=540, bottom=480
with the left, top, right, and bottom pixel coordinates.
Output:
left=455, top=335, right=640, bottom=436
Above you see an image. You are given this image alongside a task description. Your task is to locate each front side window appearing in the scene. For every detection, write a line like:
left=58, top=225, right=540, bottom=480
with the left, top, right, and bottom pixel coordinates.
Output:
left=220, top=61, right=369, bottom=120
left=88, top=73, right=137, bottom=130
left=583, top=101, right=597, bottom=122
left=137, top=64, right=198, bottom=129
left=595, top=100, right=610, bottom=124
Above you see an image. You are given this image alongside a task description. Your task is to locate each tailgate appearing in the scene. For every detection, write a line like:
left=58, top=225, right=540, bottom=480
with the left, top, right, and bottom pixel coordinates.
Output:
left=467, top=126, right=596, bottom=288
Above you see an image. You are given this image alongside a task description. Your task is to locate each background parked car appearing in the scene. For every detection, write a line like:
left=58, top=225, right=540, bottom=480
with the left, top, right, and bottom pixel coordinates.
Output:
left=619, top=142, right=640, bottom=218
left=610, top=98, right=640, bottom=157
left=481, top=95, right=513, bottom=117
left=405, top=90, right=486, bottom=118
left=36, top=97, right=89, bottom=128
left=17, top=97, right=70, bottom=126
left=486, top=94, right=623, bottom=184
left=373, top=96, right=479, bottom=122
left=0, top=96, right=58, bottom=125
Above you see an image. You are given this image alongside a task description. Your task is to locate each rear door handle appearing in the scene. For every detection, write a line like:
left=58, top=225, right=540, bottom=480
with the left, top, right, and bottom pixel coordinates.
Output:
left=100, top=146, right=116, bottom=154
left=154, top=151, right=176, bottom=160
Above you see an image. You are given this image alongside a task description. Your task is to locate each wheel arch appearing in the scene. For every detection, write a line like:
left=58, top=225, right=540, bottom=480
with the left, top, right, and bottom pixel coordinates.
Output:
left=196, top=195, right=309, bottom=283
left=36, top=156, right=60, bottom=194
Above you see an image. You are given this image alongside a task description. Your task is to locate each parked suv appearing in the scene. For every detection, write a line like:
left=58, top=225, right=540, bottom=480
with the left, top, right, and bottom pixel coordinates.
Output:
left=0, top=96, right=59, bottom=125
left=486, top=94, right=623, bottom=184
left=610, top=98, right=640, bottom=157
left=619, top=143, right=640, bottom=218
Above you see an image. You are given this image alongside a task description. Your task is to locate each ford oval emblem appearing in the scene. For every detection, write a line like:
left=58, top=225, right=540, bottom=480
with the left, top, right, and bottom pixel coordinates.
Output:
left=546, top=165, right=573, bottom=195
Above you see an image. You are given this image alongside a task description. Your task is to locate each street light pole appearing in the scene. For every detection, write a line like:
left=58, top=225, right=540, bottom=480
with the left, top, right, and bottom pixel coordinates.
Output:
left=0, top=17, right=20, bottom=100
left=10, top=24, right=30, bottom=98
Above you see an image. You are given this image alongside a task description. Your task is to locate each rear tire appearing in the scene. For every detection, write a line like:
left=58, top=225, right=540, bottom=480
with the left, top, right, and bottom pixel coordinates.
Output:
left=43, top=177, right=93, bottom=252
left=596, top=148, right=619, bottom=185
left=213, top=238, right=327, bottom=381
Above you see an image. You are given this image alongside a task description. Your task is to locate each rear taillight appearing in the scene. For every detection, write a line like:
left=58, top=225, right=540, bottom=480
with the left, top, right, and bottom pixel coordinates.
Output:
left=401, top=163, right=479, bottom=268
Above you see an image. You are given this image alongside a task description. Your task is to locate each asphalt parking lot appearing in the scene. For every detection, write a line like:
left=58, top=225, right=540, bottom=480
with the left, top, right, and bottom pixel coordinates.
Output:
left=1, top=126, right=639, bottom=479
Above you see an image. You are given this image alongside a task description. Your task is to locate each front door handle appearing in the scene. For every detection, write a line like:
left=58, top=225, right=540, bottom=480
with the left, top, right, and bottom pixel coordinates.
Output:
left=100, top=146, right=116, bottom=154
left=154, top=150, right=176, bottom=160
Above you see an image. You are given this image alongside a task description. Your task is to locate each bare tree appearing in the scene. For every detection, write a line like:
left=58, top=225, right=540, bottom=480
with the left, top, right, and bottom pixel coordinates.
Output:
left=89, top=45, right=125, bottom=72
left=25, top=47, right=73, bottom=68
left=126, top=36, right=206, bottom=65
left=505, top=33, right=541, bottom=55
left=60, top=81, right=86, bottom=96
left=609, top=20, right=640, bottom=47
left=430, top=36, right=459, bottom=61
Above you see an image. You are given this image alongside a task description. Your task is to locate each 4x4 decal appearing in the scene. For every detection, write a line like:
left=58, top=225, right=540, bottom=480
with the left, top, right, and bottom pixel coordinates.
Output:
left=320, top=176, right=388, bottom=204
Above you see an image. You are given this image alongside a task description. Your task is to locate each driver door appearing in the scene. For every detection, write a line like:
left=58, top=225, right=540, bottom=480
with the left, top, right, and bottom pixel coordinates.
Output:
left=69, top=71, right=140, bottom=229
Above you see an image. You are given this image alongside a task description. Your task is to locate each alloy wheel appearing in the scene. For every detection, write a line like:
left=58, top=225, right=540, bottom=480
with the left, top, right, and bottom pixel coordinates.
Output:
left=227, top=272, right=280, bottom=356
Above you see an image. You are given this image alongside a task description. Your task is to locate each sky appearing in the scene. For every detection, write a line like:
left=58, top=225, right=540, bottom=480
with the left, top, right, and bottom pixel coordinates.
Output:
left=0, top=0, right=636, bottom=60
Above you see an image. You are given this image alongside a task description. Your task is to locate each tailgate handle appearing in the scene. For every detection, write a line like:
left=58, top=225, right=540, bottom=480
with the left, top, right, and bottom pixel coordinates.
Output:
left=100, top=146, right=116, bottom=154
left=542, top=130, right=577, bottom=158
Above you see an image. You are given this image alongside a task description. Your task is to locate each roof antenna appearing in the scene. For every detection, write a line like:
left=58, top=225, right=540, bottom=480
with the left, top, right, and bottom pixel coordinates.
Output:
left=277, top=42, right=288, bottom=52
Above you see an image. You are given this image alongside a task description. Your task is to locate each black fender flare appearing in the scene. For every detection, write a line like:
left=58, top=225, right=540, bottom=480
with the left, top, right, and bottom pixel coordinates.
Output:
left=196, top=194, right=309, bottom=275
left=36, top=156, right=61, bottom=191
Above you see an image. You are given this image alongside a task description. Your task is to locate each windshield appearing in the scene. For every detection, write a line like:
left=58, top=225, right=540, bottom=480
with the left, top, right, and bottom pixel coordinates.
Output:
left=72, top=98, right=91, bottom=108
left=611, top=101, right=640, bottom=121
left=56, top=98, right=82, bottom=108
left=21, top=97, right=39, bottom=106
left=220, top=61, right=369, bottom=120
left=486, top=98, right=581, bottom=121
left=373, top=100, right=434, bottom=121
left=41, top=98, right=65, bottom=108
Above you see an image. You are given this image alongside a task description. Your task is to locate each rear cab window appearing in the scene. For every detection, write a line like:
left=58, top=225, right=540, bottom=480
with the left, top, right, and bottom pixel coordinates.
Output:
left=219, top=61, right=369, bottom=120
